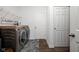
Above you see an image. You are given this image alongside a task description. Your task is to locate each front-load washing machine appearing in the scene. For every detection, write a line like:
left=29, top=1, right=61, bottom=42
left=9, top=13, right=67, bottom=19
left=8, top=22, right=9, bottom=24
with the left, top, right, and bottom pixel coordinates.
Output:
left=15, top=26, right=30, bottom=51
left=0, top=25, right=30, bottom=52
left=19, top=28, right=29, bottom=50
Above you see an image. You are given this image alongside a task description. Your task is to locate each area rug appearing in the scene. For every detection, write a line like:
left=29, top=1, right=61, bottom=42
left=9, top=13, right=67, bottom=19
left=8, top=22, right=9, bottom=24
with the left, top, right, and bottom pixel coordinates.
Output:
left=21, top=40, right=39, bottom=52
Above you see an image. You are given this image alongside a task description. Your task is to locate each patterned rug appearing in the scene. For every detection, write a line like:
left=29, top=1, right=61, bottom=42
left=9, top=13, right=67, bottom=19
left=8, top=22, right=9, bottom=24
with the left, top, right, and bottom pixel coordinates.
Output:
left=21, top=40, right=39, bottom=52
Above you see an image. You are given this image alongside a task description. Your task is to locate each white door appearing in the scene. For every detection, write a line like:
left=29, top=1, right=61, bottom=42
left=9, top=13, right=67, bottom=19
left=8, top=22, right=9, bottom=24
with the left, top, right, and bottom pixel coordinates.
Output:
left=70, top=7, right=79, bottom=52
left=53, top=6, right=70, bottom=47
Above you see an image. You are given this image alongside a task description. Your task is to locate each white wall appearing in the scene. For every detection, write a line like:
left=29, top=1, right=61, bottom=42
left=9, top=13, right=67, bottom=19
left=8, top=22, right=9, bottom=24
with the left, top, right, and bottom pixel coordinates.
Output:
left=18, top=6, right=48, bottom=39
left=0, top=6, right=20, bottom=16
left=0, top=6, right=22, bottom=23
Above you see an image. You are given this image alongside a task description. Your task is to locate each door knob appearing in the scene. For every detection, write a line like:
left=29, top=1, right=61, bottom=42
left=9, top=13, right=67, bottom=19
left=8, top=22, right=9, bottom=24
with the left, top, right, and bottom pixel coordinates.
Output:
left=69, top=33, right=75, bottom=37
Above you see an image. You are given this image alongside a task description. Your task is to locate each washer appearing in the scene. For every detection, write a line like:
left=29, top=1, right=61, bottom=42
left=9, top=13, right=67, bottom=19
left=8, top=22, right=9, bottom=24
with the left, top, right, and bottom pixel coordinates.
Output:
left=16, top=26, right=30, bottom=51
left=0, top=25, right=30, bottom=52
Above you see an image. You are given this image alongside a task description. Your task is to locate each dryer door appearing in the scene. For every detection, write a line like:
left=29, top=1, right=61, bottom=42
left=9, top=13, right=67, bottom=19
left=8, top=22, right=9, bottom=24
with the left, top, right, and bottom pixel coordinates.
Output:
left=19, top=29, right=27, bottom=46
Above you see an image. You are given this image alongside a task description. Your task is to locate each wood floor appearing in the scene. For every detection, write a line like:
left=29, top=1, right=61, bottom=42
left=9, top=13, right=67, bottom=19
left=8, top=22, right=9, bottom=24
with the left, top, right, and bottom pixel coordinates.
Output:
left=39, top=39, right=69, bottom=52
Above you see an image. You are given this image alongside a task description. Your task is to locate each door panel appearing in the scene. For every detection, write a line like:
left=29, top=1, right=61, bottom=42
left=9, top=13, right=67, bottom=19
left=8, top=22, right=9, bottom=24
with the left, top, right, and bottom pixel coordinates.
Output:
left=70, top=7, right=79, bottom=52
left=53, top=6, right=70, bottom=47
left=54, top=31, right=62, bottom=46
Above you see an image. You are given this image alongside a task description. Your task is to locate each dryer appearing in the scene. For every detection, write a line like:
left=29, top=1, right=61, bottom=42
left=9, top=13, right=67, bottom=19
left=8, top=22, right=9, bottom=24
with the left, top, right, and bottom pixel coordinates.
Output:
left=18, top=27, right=30, bottom=51
left=0, top=25, right=30, bottom=52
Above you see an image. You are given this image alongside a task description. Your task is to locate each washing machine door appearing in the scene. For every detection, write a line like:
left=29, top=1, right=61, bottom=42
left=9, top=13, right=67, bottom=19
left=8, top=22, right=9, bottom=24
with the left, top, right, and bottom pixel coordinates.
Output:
left=19, top=29, right=27, bottom=46
left=25, top=26, right=30, bottom=39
